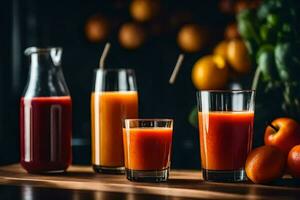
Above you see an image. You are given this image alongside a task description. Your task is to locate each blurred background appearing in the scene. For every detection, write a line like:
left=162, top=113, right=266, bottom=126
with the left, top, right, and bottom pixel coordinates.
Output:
left=1, top=0, right=299, bottom=169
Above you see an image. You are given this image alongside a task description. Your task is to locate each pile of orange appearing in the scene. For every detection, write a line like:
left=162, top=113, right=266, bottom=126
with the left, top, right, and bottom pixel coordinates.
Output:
left=245, top=118, right=300, bottom=184
left=191, top=23, right=251, bottom=90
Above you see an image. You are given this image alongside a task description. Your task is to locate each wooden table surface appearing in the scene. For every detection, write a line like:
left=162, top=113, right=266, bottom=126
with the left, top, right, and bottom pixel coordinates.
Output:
left=0, top=164, right=299, bottom=200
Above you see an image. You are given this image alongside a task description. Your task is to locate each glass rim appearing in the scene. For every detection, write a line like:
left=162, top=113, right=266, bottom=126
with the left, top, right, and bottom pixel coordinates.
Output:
left=197, top=89, right=255, bottom=94
left=94, top=68, right=135, bottom=73
left=24, top=47, right=62, bottom=55
left=124, top=119, right=173, bottom=122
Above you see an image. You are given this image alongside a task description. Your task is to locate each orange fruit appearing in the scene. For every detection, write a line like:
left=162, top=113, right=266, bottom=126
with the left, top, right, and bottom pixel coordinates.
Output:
left=227, top=39, right=251, bottom=74
left=130, top=0, right=159, bottom=22
left=191, top=55, right=228, bottom=90
left=85, top=15, right=110, bottom=43
left=213, top=40, right=228, bottom=59
left=245, top=145, right=286, bottom=184
left=119, top=23, right=146, bottom=49
left=234, top=0, right=261, bottom=13
left=177, top=24, right=208, bottom=53
left=249, top=0, right=262, bottom=9
left=218, top=0, right=235, bottom=14
left=234, top=0, right=250, bottom=13
left=225, top=23, right=240, bottom=39
left=287, top=145, right=300, bottom=178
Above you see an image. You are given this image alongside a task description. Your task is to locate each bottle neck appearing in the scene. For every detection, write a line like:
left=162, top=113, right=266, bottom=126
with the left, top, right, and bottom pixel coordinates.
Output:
left=24, top=53, right=70, bottom=97
left=29, top=53, right=60, bottom=77
left=30, top=53, right=55, bottom=69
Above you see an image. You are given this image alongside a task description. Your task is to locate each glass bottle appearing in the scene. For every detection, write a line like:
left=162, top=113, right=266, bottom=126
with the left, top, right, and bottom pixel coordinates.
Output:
left=20, top=47, right=72, bottom=173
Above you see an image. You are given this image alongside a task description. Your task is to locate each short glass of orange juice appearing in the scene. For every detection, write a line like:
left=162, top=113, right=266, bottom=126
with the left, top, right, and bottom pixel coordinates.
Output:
left=123, top=119, right=173, bottom=182
left=91, top=69, right=138, bottom=174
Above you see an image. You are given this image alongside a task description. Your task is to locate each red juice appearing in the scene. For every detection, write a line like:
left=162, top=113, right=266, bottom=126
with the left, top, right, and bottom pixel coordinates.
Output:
left=20, top=96, right=72, bottom=173
left=198, top=111, right=254, bottom=171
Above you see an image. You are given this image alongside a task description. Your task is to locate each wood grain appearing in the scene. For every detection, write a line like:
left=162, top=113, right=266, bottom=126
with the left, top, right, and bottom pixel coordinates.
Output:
left=0, top=164, right=299, bottom=200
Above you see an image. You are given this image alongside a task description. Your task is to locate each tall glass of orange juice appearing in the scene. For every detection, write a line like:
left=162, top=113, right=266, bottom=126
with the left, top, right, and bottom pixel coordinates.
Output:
left=91, top=69, right=138, bottom=173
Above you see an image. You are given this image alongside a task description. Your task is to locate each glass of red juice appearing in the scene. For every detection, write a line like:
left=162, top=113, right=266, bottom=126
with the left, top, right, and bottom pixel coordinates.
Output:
left=197, top=90, right=255, bottom=182
left=123, top=119, right=173, bottom=182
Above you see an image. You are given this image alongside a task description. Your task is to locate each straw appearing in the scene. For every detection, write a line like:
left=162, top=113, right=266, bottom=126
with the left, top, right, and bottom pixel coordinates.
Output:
left=169, top=54, right=184, bottom=84
left=99, top=42, right=111, bottom=69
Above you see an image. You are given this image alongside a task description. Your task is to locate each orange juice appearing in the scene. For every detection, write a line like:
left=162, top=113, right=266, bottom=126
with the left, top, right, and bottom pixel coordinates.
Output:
left=123, top=128, right=173, bottom=171
left=91, top=91, right=138, bottom=169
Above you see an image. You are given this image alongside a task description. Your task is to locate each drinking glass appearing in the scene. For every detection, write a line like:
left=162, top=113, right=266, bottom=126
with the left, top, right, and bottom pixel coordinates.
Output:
left=123, top=119, right=173, bottom=182
left=91, top=69, right=138, bottom=174
left=197, top=90, right=255, bottom=182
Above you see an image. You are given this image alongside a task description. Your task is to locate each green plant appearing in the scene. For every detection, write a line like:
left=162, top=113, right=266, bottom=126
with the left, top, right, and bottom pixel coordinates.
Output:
left=237, top=0, right=300, bottom=118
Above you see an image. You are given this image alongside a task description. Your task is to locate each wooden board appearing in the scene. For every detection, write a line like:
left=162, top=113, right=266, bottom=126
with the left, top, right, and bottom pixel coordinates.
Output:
left=0, top=164, right=299, bottom=200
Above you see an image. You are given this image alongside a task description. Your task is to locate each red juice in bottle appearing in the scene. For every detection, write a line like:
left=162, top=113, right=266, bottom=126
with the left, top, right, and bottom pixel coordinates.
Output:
left=20, top=96, right=72, bottom=173
left=21, top=47, right=72, bottom=173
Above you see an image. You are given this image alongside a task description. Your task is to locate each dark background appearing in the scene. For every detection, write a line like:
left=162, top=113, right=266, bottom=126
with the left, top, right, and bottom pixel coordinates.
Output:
left=0, top=0, right=237, bottom=169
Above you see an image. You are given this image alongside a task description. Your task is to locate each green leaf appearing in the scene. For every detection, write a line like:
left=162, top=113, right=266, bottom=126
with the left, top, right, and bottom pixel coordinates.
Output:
left=244, top=39, right=259, bottom=62
left=256, top=45, right=278, bottom=82
left=267, top=13, right=280, bottom=27
left=259, top=24, right=277, bottom=43
left=274, top=42, right=300, bottom=82
left=277, top=22, right=296, bottom=42
left=188, top=106, right=198, bottom=128
left=257, top=0, right=283, bottom=21
left=282, top=83, right=300, bottom=118
left=237, top=9, right=261, bottom=45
